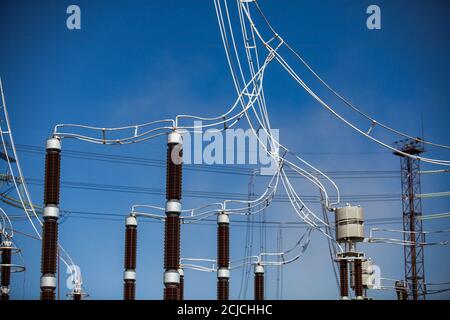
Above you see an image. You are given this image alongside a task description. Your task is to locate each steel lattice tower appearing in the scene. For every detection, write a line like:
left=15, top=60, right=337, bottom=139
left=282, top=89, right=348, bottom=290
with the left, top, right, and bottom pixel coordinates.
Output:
left=394, top=139, right=426, bottom=300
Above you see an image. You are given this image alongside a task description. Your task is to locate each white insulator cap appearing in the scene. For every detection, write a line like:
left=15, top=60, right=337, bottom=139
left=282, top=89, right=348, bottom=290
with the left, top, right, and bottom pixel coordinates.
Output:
left=46, top=137, right=61, bottom=151
left=43, top=205, right=60, bottom=219
left=126, top=215, right=137, bottom=227
left=178, top=268, right=184, bottom=277
left=217, top=268, right=230, bottom=279
left=124, top=270, right=136, bottom=281
left=166, top=200, right=181, bottom=214
left=40, top=275, right=56, bottom=288
left=164, top=270, right=180, bottom=284
left=356, top=296, right=364, bottom=300
left=168, top=131, right=183, bottom=145
left=1, top=287, right=10, bottom=294
left=2, top=240, right=12, bottom=247
left=217, top=212, right=230, bottom=224
left=254, top=264, right=264, bottom=274
left=340, top=296, right=349, bottom=300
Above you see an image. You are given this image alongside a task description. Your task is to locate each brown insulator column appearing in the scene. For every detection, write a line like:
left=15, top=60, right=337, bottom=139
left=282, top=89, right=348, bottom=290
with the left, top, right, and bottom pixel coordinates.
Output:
left=217, top=211, right=230, bottom=300
left=1, top=240, right=12, bottom=300
left=354, top=259, right=363, bottom=299
left=339, top=259, right=349, bottom=299
left=123, top=215, right=137, bottom=300
left=40, top=137, right=61, bottom=300
left=163, top=131, right=183, bottom=300
left=254, top=264, right=264, bottom=300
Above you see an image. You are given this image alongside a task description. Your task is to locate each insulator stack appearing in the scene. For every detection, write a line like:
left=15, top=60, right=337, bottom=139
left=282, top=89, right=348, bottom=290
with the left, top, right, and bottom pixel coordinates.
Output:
left=40, top=137, right=61, bottom=300
left=217, top=212, right=230, bottom=300
left=395, top=281, right=408, bottom=300
left=254, top=265, right=264, bottom=300
left=73, top=291, right=82, bottom=300
left=164, top=215, right=181, bottom=270
left=123, top=216, right=137, bottom=300
left=1, top=242, right=11, bottom=300
left=339, top=260, right=349, bottom=299
left=163, top=131, right=183, bottom=300
left=354, top=259, right=363, bottom=299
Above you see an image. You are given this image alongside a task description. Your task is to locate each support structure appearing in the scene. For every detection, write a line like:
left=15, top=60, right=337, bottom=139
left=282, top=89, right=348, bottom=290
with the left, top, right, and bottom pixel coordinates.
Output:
left=40, top=137, right=61, bottom=300
left=217, top=211, right=230, bottom=300
left=1, top=239, right=12, bottom=300
left=254, top=264, right=264, bottom=300
left=395, top=280, right=408, bottom=300
left=178, top=268, right=184, bottom=300
left=394, top=139, right=426, bottom=300
left=123, top=215, right=137, bottom=300
left=163, top=131, right=183, bottom=300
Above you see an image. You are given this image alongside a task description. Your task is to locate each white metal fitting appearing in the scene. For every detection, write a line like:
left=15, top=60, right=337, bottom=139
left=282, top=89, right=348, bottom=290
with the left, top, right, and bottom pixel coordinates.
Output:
left=124, top=270, right=136, bottom=281
left=46, top=137, right=61, bottom=151
left=165, top=200, right=181, bottom=214
left=168, top=131, right=183, bottom=145
left=217, top=212, right=230, bottom=224
left=1, top=240, right=12, bottom=247
left=178, top=268, right=184, bottom=277
left=254, top=264, right=264, bottom=274
left=40, top=275, right=56, bottom=288
left=217, top=268, right=230, bottom=279
left=1, top=286, right=10, bottom=294
left=43, top=205, right=60, bottom=219
left=164, top=270, right=180, bottom=284
left=126, top=215, right=137, bottom=227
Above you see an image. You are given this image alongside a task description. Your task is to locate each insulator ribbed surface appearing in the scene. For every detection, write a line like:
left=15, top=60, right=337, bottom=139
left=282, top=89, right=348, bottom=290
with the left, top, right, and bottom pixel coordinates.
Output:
left=1, top=293, right=9, bottom=300
left=124, top=226, right=137, bottom=270
left=40, top=289, right=55, bottom=300
left=179, top=275, right=184, bottom=300
left=164, top=215, right=180, bottom=270
left=339, top=260, right=348, bottom=298
left=164, top=285, right=179, bottom=300
left=166, top=143, right=183, bottom=200
left=217, top=224, right=229, bottom=268
left=254, top=273, right=264, bottom=300
left=73, top=293, right=82, bottom=301
left=44, top=151, right=61, bottom=205
left=41, top=218, right=58, bottom=274
left=354, top=259, right=363, bottom=297
left=124, top=280, right=136, bottom=300
left=217, top=278, right=229, bottom=300
left=1, top=247, right=11, bottom=287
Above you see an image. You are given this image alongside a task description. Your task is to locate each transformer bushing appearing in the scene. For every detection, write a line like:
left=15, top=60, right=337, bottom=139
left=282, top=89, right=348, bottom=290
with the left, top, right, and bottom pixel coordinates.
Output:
left=163, top=131, right=183, bottom=300
left=123, top=216, right=137, bottom=300
left=40, top=137, right=61, bottom=300
left=254, top=264, right=264, bottom=301
left=339, top=260, right=349, bottom=299
left=217, top=212, right=230, bottom=300
left=354, top=259, right=363, bottom=299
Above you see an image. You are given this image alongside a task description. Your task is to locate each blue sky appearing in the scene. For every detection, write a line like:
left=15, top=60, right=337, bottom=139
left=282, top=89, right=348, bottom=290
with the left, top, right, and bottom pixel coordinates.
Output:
left=0, top=0, right=449, bottom=300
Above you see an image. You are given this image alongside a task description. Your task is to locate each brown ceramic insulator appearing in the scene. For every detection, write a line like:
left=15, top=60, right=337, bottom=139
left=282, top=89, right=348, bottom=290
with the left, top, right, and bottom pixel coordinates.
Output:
left=217, top=224, right=229, bottom=268
left=164, top=215, right=180, bottom=270
left=166, top=143, right=183, bottom=200
left=354, top=259, right=363, bottom=297
left=41, top=218, right=58, bottom=274
left=254, top=273, right=264, bottom=300
left=217, top=278, right=229, bottom=300
left=40, top=288, right=55, bottom=300
left=1, top=247, right=11, bottom=287
left=44, top=150, right=61, bottom=206
left=1, top=293, right=9, bottom=300
left=339, top=260, right=348, bottom=298
left=73, top=293, right=82, bottom=301
left=179, top=275, right=184, bottom=300
left=124, top=226, right=137, bottom=270
left=164, top=285, right=179, bottom=300
left=124, top=280, right=136, bottom=300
